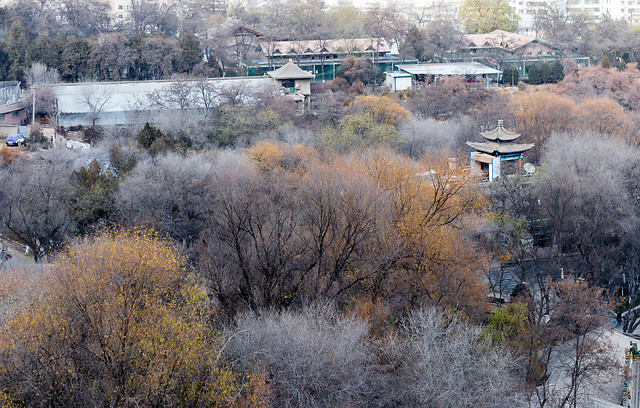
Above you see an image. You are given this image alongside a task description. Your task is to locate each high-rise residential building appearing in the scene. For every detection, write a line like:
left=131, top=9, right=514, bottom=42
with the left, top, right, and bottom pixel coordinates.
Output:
left=507, top=0, right=638, bottom=31
left=566, top=0, right=640, bottom=24
left=109, top=0, right=132, bottom=24
left=108, top=0, right=228, bottom=25
left=108, top=0, right=178, bottom=23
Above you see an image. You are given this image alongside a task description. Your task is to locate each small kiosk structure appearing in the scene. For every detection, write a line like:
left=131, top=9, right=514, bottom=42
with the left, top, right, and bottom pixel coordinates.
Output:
left=467, top=120, right=534, bottom=181
left=385, top=71, right=412, bottom=92
left=267, top=59, right=314, bottom=102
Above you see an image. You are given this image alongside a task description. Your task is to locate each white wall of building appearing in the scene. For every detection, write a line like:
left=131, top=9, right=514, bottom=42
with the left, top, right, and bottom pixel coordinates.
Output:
left=385, top=73, right=412, bottom=91
left=507, top=0, right=638, bottom=30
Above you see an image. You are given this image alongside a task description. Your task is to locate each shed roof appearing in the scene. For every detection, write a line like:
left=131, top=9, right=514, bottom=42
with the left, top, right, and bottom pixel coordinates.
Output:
left=267, top=60, right=314, bottom=80
left=396, top=62, right=501, bottom=76
left=471, top=152, right=496, bottom=164
left=386, top=71, right=412, bottom=77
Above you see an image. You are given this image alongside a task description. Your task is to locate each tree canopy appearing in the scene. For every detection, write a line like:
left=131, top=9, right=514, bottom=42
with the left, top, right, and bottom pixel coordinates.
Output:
left=458, top=0, right=520, bottom=33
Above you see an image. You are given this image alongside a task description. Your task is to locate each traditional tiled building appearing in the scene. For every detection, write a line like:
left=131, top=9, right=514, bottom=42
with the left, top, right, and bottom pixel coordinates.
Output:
left=467, top=120, right=534, bottom=181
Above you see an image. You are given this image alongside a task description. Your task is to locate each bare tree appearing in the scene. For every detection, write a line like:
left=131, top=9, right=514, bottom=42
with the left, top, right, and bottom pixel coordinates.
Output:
left=290, top=39, right=309, bottom=65
left=25, top=63, right=60, bottom=128
left=260, top=32, right=280, bottom=69
left=116, top=152, right=217, bottom=247
left=0, top=151, right=75, bottom=263
left=193, top=77, right=219, bottom=121
left=24, top=62, right=60, bottom=86
left=213, top=80, right=250, bottom=106
left=400, top=117, right=467, bottom=158
left=224, top=304, right=375, bottom=408
left=538, top=133, right=639, bottom=282
left=383, top=307, right=526, bottom=408
left=521, top=280, right=618, bottom=408
left=128, top=0, right=160, bottom=35
left=149, top=80, right=195, bottom=111
left=78, top=84, right=112, bottom=129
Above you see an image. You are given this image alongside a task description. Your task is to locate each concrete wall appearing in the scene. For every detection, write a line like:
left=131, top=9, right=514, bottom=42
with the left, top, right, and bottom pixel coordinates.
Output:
left=0, top=126, right=18, bottom=138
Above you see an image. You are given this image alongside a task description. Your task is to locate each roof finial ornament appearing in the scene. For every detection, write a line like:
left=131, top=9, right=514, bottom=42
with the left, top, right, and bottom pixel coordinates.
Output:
left=498, top=119, right=504, bottom=128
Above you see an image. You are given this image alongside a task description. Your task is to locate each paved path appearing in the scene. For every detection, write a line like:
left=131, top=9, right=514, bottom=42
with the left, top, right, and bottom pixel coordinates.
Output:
left=633, top=359, right=640, bottom=408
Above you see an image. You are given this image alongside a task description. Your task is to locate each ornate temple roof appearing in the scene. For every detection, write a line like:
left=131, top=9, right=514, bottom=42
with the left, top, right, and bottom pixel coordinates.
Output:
left=480, top=120, right=521, bottom=142
left=466, top=141, right=534, bottom=155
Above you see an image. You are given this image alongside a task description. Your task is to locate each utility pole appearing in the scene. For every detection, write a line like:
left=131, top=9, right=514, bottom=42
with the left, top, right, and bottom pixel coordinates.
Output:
left=32, top=85, right=36, bottom=125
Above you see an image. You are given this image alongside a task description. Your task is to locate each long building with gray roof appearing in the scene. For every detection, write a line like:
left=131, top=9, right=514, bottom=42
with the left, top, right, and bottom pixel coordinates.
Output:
left=53, top=77, right=275, bottom=128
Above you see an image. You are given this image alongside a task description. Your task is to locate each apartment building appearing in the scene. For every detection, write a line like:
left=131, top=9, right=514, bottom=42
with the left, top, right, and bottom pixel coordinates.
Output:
left=109, top=0, right=178, bottom=24
left=108, top=0, right=227, bottom=26
left=507, top=0, right=639, bottom=31
left=566, top=0, right=640, bottom=24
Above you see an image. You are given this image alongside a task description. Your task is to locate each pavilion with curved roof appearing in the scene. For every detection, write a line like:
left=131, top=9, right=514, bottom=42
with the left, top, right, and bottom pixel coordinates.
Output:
left=467, top=120, right=534, bottom=181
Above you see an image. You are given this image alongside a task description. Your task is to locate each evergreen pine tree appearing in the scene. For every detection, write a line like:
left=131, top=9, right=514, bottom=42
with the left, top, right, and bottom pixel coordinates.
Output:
left=176, top=33, right=202, bottom=74
left=551, top=61, right=564, bottom=82
left=618, top=59, right=627, bottom=71
left=527, top=65, right=541, bottom=85
left=137, top=123, right=164, bottom=150
left=4, top=20, right=32, bottom=80
left=540, top=62, right=551, bottom=83
left=501, top=64, right=519, bottom=85
left=601, top=55, right=611, bottom=69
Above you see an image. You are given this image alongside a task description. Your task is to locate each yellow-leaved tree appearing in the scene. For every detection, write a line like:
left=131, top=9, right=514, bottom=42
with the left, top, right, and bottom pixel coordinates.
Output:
left=0, top=230, right=269, bottom=408
left=352, top=95, right=411, bottom=127
left=344, top=150, right=490, bottom=319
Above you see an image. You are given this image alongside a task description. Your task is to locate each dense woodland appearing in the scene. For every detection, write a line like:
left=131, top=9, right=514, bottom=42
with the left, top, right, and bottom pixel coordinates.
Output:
left=1, top=0, right=640, bottom=81
left=1, top=1, right=640, bottom=407
left=0, top=64, right=637, bottom=406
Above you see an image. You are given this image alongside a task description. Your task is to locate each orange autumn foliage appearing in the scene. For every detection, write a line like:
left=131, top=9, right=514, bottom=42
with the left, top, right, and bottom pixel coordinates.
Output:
left=352, top=95, right=411, bottom=127
left=341, top=149, right=489, bottom=317
left=247, top=141, right=317, bottom=175
left=0, top=230, right=269, bottom=407
left=512, top=91, right=575, bottom=163
left=574, top=97, right=633, bottom=138
left=0, top=145, right=19, bottom=166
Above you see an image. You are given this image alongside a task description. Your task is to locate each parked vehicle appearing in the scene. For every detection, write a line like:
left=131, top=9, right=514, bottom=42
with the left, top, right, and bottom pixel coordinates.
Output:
left=4, top=134, right=25, bottom=146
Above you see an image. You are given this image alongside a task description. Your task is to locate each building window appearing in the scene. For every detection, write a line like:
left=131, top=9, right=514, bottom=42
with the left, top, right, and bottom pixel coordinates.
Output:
left=118, top=4, right=123, bottom=9
left=12, top=111, right=18, bottom=117
left=0, top=114, right=5, bottom=121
